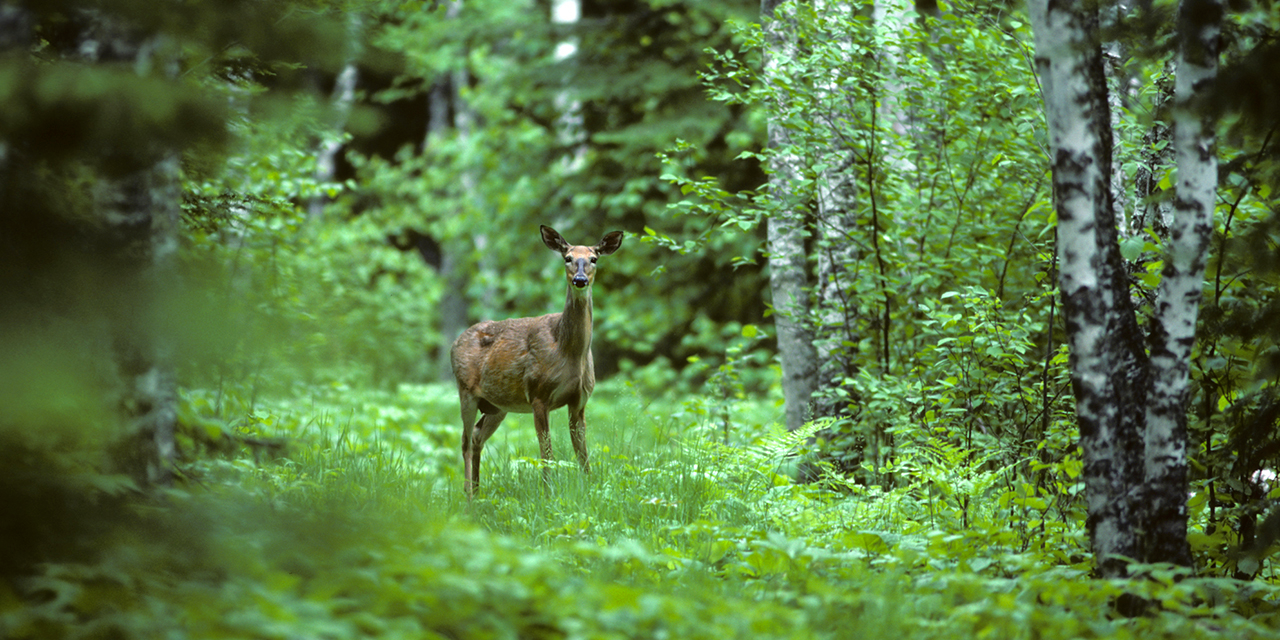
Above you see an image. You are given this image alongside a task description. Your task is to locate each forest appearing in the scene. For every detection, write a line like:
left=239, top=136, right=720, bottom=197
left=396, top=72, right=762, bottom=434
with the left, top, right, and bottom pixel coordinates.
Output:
left=2, top=0, right=1280, bottom=637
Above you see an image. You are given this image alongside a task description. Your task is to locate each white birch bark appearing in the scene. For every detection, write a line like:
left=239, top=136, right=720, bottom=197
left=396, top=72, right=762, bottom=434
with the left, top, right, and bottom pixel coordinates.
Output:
left=811, top=0, right=860, bottom=420
left=309, top=13, right=362, bottom=221
left=1141, top=0, right=1222, bottom=566
left=763, top=0, right=817, bottom=432
left=1100, top=2, right=1132, bottom=237
left=1028, top=0, right=1144, bottom=577
left=553, top=0, right=586, bottom=171
left=814, top=153, right=859, bottom=418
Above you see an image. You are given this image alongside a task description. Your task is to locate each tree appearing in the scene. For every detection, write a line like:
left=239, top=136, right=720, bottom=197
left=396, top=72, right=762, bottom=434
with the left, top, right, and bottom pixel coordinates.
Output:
left=1027, top=0, right=1223, bottom=575
left=0, top=3, right=217, bottom=489
left=670, top=1, right=1056, bottom=485
left=0, top=0, right=351, bottom=580
left=761, top=0, right=819, bottom=432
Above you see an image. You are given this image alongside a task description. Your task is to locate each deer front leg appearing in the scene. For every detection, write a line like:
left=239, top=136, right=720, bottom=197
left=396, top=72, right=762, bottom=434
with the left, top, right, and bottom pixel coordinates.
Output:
left=533, top=399, right=553, bottom=486
left=569, top=405, right=590, bottom=474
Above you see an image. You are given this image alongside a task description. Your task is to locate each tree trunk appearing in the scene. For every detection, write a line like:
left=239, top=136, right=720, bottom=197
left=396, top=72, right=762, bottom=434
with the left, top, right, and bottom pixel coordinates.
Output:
left=100, top=155, right=182, bottom=488
left=424, top=0, right=490, bottom=381
left=1100, top=2, right=1133, bottom=238
left=811, top=0, right=860, bottom=420
left=1030, top=0, right=1218, bottom=576
left=1029, top=0, right=1145, bottom=577
left=1131, top=61, right=1175, bottom=238
left=553, top=0, right=585, bottom=171
left=762, top=0, right=817, bottom=432
left=1140, top=0, right=1223, bottom=567
left=813, top=161, right=859, bottom=420
left=308, top=13, right=362, bottom=221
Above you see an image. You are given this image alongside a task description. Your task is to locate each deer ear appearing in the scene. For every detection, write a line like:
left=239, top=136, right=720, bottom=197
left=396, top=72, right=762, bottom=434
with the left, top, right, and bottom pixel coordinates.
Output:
left=595, top=230, right=624, bottom=256
left=541, top=225, right=570, bottom=253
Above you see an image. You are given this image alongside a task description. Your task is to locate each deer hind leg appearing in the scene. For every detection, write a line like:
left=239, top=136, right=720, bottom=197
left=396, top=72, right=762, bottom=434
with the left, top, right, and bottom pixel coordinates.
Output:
left=469, top=409, right=507, bottom=494
left=569, top=404, right=590, bottom=474
left=458, top=392, right=480, bottom=497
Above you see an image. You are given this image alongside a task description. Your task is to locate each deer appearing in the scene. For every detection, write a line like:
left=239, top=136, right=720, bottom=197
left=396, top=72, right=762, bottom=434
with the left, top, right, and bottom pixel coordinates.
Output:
left=450, top=225, right=624, bottom=497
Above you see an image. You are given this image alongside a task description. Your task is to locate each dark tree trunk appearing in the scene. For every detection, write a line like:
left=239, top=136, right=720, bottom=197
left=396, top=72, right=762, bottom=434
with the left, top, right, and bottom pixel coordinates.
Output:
left=100, top=156, right=181, bottom=488
left=76, top=9, right=182, bottom=488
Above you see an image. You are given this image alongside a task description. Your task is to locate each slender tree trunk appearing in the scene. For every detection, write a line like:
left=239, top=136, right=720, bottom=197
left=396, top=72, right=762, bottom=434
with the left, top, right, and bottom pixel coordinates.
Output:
left=553, top=0, right=585, bottom=171
left=427, top=70, right=470, bottom=380
left=1141, top=0, right=1223, bottom=567
left=1131, top=62, right=1175, bottom=238
left=309, top=14, right=362, bottom=221
left=811, top=0, right=860, bottom=420
left=1029, top=0, right=1146, bottom=577
left=762, top=0, right=817, bottom=432
left=814, top=163, right=859, bottom=420
left=101, top=155, right=182, bottom=488
left=1100, top=2, right=1133, bottom=237
left=424, top=0, right=489, bottom=381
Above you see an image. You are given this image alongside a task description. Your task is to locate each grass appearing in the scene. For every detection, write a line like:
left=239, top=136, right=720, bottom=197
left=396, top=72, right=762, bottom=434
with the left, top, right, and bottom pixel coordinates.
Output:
left=7, top=378, right=1280, bottom=639
left=240, top=379, right=792, bottom=545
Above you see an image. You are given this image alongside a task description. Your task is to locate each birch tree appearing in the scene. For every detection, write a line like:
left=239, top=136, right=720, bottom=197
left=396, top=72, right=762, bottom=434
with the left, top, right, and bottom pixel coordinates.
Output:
left=1028, top=0, right=1222, bottom=575
left=812, top=0, right=862, bottom=420
left=1143, top=0, right=1223, bottom=567
left=762, top=0, right=818, bottom=432
left=552, top=0, right=586, bottom=171
left=308, top=13, right=363, bottom=221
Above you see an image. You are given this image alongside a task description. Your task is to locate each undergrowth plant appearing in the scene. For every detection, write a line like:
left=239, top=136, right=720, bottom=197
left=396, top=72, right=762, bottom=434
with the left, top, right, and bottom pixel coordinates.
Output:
left=8, top=377, right=1280, bottom=639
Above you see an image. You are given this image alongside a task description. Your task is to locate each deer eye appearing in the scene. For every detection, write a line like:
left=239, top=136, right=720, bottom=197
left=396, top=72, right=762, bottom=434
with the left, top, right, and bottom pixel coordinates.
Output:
left=564, top=256, right=572, bottom=263
left=589, top=257, right=597, bottom=264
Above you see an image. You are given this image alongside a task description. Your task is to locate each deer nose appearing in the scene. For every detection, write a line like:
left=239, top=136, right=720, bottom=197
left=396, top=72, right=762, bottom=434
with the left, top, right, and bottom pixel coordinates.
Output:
left=571, top=261, right=590, bottom=288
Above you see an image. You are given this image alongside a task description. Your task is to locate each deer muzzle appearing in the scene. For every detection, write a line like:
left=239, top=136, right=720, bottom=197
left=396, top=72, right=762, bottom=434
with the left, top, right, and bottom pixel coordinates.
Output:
left=572, top=261, right=590, bottom=288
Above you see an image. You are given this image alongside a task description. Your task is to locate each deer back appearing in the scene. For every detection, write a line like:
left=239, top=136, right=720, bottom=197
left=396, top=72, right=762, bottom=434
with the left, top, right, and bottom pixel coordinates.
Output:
left=451, top=311, right=595, bottom=414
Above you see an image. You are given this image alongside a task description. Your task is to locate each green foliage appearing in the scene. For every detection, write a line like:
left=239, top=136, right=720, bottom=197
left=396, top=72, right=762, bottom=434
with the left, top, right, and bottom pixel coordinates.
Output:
left=6, top=1, right=1280, bottom=639
left=9, top=385, right=1280, bottom=639
left=658, top=0, right=1071, bottom=505
left=354, top=0, right=770, bottom=382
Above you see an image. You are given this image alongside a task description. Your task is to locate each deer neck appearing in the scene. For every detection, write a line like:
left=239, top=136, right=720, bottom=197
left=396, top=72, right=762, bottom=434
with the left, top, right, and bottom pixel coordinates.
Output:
left=555, top=285, right=593, bottom=358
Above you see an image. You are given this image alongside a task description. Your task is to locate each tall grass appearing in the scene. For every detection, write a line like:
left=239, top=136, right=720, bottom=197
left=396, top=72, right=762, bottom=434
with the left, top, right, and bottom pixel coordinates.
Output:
left=248, top=380, right=783, bottom=542
left=137, top=379, right=1280, bottom=640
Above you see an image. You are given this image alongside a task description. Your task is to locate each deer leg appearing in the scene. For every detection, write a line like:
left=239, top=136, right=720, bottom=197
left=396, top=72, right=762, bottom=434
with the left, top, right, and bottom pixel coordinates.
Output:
left=569, top=404, right=590, bottom=474
left=458, top=392, right=479, bottom=497
left=470, top=410, right=507, bottom=494
left=532, top=399, right=553, bottom=486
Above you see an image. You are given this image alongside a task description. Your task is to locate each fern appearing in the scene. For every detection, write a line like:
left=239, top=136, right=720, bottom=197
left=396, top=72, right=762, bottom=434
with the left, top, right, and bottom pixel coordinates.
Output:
left=741, top=417, right=831, bottom=466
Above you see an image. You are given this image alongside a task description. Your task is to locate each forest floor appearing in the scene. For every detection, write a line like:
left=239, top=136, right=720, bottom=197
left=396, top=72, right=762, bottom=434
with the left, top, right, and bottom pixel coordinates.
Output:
left=5, top=379, right=1280, bottom=639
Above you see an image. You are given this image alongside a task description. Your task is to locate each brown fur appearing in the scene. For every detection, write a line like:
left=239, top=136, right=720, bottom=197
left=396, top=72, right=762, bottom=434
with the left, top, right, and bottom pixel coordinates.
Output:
left=450, top=225, right=623, bottom=496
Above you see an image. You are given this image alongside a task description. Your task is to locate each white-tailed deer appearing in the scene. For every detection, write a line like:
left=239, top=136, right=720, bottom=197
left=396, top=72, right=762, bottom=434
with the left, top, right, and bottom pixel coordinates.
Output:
left=450, top=225, right=624, bottom=497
